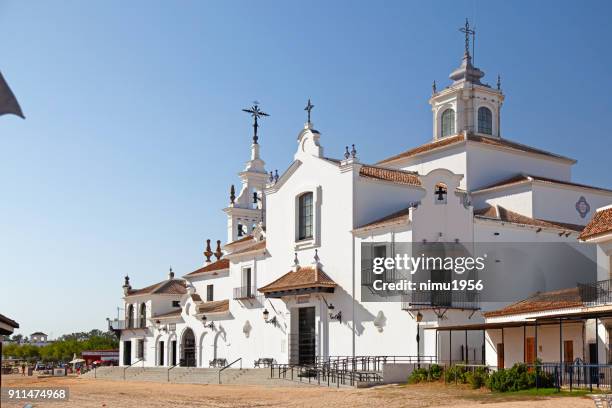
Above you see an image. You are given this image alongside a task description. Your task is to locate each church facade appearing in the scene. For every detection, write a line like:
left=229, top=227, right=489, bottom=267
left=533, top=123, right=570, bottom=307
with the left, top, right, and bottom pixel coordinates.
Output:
left=111, top=25, right=612, bottom=369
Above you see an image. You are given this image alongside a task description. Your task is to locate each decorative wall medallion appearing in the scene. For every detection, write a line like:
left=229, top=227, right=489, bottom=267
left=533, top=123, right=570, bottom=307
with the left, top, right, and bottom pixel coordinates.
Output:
left=575, top=196, right=590, bottom=219
left=243, top=320, right=252, bottom=338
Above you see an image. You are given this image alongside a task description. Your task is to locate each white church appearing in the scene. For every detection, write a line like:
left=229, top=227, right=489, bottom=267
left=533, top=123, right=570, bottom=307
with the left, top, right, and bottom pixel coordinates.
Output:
left=111, top=23, right=612, bottom=376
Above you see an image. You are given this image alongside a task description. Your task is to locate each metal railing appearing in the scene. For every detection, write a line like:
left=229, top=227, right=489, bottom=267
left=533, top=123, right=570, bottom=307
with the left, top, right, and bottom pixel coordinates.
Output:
left=167, top=362, right=179, bottom=382
left=270, top=363, right=383, bottom=387
left=315, top=355, right=437, bottom=372
left=123, top=359, right=143, bottom=380
left=233, top=286, right=258, bottom=300
left=579, top=279, right=612, bottom=307
left=108, top=319, right=149, bottom=330
left=401, top=291, right=479, bottom=310
left=533, top=363, right=612, bottom=391
left=218, top=358, right=242, bottom=384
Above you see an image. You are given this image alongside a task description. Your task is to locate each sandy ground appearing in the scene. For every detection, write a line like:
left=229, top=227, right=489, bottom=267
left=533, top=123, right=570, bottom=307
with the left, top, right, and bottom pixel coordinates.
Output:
left=0, top=374, right=595, bottom=408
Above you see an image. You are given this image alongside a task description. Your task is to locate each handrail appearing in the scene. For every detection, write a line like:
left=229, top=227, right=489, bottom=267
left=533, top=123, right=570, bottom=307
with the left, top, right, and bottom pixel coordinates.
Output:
left=218, top=358, right=242, bottom=384
left=167, top=362, right=179, bottom=382
left=123, top=359, right=143, bottom=380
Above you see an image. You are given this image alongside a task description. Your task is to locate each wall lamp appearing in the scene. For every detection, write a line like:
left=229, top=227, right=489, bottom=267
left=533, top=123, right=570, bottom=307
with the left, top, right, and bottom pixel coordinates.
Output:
left=328, top=303, right=342, bottom=324
left=263, top=309, right=278, bottom=326
left=202, top=314, right=215, bottom=330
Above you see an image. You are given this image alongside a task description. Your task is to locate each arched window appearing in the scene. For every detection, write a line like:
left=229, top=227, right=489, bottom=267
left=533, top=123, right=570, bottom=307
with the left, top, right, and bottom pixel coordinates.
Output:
left=139, top=303, right=146, bottom=328
left=298, top=192, right=313, bottom=240
left=478, top=107, right=493, bottom=135
left=127, top=304, right=134, bottom=329
left=441, top=109, right=455, bottom=137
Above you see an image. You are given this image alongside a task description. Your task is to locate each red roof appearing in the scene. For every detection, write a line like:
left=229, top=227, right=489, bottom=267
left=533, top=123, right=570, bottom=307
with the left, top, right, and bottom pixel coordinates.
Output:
left=259, top=266, right=336, bottom=294
left=229, top=240, right=266, bottom=256
left=377, top=134, right=574, bottom=165
left=473, top=174, right=612, bottom=194
left=198, top=299, right=230, bottom=314
left=484, top=287, right=582, bottom=318
left=126, top=279, right=187, bottom=297
left=359, top=165, right=421, bottom=186
left=579, top=207, right=612, bottom=241
left=184, top=259, right=229, bottom=277
left=474, top=205, right=584, bottom=232
left=355, top=207, right=411, bottom=231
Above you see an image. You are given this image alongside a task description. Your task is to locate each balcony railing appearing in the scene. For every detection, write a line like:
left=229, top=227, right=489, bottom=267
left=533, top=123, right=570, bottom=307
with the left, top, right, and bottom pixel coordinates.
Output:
left=401, top=290, right=479, bottom=310
left=233, top=286, right=258, bottom=300
left=579, top=279, right=612, bottom=307
left=108, top=318, right=149, bottom=330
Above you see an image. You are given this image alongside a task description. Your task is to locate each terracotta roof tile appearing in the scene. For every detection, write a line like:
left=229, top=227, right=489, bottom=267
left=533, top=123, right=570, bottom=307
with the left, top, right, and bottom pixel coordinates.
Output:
left=484, top=287, right=582, bottom=318
left=359, top=165, right=421, bottom=186
left=473, top=174, right=612, bottom=194
left=475, top=205, right=584, bottom=232
left=355, top=207, right=411, bottom=231
left=579, top=207, right=612, bottom=240
left=225, top=235, right=254, bottom=247
left=229, top=240, right=266, bottom=256
left=126, top=279, right=187, bottom=297
left=184, top=259, right=230, bottom=277
left=198, top=299, right=229, bottom=314
left=259, top=266, right=337, bottom=294
left=152, top=309, right=182, bottom=319
left=377, top=134, right=574, bottom=165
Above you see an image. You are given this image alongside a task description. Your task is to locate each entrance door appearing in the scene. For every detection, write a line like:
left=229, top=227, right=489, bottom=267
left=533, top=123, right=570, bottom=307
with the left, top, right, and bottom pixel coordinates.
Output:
left=159, top=341, right=165, bottom=366
left=171, top=340, right=177, bottom=366
left=123, top=341, right=132, bottom=366
left=298, top=307, right=316, bottom=365
left=182, top=329, right=196, bottom=367
left=496, top=343, right=504, bottom=369
left=525, top=337, right=535, bottom=364
left=589, top=343, right=599, bottom=384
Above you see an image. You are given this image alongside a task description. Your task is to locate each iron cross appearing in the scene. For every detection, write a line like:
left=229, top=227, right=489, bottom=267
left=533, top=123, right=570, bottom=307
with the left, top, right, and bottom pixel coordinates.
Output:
left=242, top=102, right=269, bottom=144
left=459, top=18, right=475, bottom=56
left=435, top=185, right=447, bottom=201
left=304, top=98, right=314, bottom=123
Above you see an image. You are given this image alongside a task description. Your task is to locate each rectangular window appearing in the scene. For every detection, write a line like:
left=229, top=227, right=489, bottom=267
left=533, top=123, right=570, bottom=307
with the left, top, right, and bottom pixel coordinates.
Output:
left=172, top=300, right=180, bottom=308
left=243, top=267, right=252, bottom=297
left=298, top=192, right=313, bottom=240
left=207, top=284, right=214, bottom=302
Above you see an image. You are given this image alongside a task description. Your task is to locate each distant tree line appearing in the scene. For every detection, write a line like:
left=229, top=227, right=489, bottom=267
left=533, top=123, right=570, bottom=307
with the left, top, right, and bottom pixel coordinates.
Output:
left=2, top=330, right=118, bottom=362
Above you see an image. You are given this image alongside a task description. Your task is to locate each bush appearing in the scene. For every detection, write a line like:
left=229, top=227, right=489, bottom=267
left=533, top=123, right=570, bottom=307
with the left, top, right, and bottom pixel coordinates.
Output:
left=407, top=364, right=443, bottom=384
left=428, top=364, right=443, bottom=381
left=486, top=362, right=555, bottom=392
left=465, top=367, right=489, bottom=389
left=444, top=365, right=467, bottom=383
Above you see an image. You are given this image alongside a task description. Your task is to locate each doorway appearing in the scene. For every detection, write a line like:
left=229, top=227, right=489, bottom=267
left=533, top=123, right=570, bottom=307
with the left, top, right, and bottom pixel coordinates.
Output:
left=182, top=329, right=196, bottom=367
left=298, top=307, right=316, bottom=365
left=123, top=341, right=132, bottom=366
left=525, top=337, right=535, bottom=364
left=158, top=341, right=165, bottom=366
left=170, top=340, right=177, bottom=366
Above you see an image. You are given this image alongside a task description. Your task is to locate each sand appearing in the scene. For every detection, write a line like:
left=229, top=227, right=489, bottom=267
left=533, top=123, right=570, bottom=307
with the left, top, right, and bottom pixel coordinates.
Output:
left=0, top=374, right=595, bottom=408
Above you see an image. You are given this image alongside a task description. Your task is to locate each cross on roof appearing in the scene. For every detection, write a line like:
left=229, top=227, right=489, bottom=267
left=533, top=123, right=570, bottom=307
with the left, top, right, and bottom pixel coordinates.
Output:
left=304, top=98, right=314, bottom=123
left=435, top=184, right=447, bottom=201
left=242, top=102, right=269, bottom=144
left=459, top=18, right=476, bottom=57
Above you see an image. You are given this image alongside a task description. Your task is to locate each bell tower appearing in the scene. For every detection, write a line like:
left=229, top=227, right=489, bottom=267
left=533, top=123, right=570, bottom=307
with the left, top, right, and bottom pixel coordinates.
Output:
left=223, top=103, right=270, bottom=243
left=430, top=19, right=504, bottom=141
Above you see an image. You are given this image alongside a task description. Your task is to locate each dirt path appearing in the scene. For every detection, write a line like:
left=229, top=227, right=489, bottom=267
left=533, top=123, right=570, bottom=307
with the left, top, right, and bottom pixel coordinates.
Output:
left=0, top=375, right=595, bottom=408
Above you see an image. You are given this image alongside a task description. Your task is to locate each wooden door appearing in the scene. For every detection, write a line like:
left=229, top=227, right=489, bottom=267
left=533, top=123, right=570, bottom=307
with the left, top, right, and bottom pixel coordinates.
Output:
left=496, top=343, right=504, bottom=369
left=525, top=337, right=535, bottom=364
left=563, top=340, right=573, bottom=363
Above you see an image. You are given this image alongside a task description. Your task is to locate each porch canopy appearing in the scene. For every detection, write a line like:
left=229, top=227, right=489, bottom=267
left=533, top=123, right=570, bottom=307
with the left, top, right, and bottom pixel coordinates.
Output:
left=259, top=266, right=336, bottom=298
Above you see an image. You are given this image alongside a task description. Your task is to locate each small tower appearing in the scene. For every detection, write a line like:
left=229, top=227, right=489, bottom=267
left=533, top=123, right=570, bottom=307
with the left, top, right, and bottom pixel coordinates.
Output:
left=430, top=19, right=504, bottom=140
left=223, top=103, right=269, bottom=242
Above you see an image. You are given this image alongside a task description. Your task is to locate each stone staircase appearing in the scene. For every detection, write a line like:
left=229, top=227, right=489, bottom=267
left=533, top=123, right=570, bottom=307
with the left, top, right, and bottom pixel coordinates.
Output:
left=84, top=366, right=316, bottom=387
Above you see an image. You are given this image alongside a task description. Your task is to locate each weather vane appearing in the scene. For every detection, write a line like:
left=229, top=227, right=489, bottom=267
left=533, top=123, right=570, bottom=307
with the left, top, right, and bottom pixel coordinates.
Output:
left=242, top=101, right=269, bottom=144
left=459, top=18, right=476, bottom=60
left=304, top=98, right=314, bottom=123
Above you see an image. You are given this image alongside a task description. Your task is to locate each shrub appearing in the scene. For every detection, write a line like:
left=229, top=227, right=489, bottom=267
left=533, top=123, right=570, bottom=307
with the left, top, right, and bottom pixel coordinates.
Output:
left=465, top=367, right=489, bottom=389
left=428, top=364, right=443, bottom=381
left=486, top=362, right=555, bottom=392
left=444, top=365, right=467, bottom=383
left=408, top=368, right=429, bottom=384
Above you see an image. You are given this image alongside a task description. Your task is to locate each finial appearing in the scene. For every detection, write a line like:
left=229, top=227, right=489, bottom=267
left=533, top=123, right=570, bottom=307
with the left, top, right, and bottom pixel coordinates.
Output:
left=123, top=275, right=130, bottom=287
left=274, top=169, right=279, bottom=183
left=293, top=252, right=300, bottom=270
left=269, top=171, right=274, bottom=183
left=344, top=146, right=350, bottom=160
left=242, top=102, right=269, bottom=144
left=214, top=240, right=222, bottom=260
left=351, top=144, right=357, bottom=159
left=432, top=80, right=437, bottom=94
left=168, top=267, right=174, bottom=280
left=229, top=184, right=236, bottom=204
left=304, top=98, right=314, bottom=123
left=459, top=18, right=475, bottom=58
left=204, top=239, right=213, bottom=263
left=497, top=74, right=501, bottom=91
left=313, top=249, right=320, bottom=265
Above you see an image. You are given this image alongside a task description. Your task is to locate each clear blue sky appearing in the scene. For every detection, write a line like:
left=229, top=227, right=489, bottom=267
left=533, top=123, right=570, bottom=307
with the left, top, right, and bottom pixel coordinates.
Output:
left=1, top=1, right=611, bottom=338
